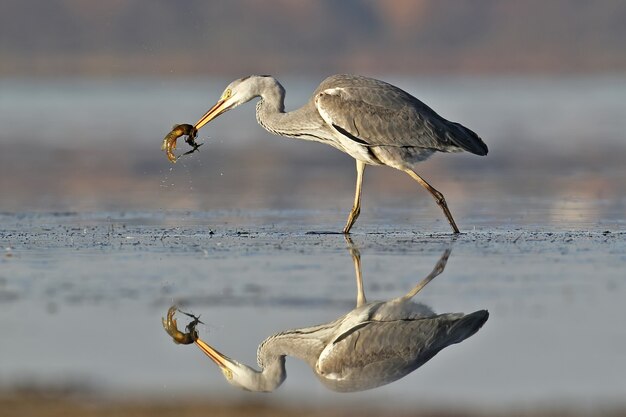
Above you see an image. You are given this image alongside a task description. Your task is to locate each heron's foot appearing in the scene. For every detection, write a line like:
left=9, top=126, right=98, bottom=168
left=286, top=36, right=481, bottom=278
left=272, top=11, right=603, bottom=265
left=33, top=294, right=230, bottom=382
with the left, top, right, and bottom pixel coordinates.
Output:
left=431, top=190, right=460, bottom=233
left=343, top=206, right=360, bottom=234
left=433, top=248, right=452, bottom=275
left=444, top=211, right=460, bottom=234
left=161, top=124, right=200, bottom=163
left=162, top=305, right=203, bottom=345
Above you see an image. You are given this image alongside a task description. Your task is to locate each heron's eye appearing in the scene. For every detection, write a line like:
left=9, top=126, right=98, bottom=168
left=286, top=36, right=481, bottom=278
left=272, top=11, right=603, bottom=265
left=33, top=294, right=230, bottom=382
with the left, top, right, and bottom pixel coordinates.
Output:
left=222, top=368, right=233, bottom=380
left=222, top=89, right=232, bottom=100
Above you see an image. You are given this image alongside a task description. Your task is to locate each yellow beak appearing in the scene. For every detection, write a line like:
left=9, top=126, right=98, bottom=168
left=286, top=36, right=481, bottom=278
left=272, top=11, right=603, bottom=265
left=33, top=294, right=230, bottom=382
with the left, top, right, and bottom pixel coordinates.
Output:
left=194, top=98, right=229, bottom=130
left=194, top=337, right=234, bottom=377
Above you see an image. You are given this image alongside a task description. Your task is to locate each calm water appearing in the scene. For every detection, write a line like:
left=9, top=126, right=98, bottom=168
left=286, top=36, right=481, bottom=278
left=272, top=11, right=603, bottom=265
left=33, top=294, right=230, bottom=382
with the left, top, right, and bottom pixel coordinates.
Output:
left=0, top=77, right=625, bottom=411
left=1, top=210, right=625, bottom=410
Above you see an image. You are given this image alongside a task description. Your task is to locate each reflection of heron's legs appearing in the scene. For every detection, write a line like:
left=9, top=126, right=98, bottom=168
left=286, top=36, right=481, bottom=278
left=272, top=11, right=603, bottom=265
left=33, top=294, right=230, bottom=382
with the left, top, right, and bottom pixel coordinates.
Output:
left=400, top=249, right=452, bottom=301
left=403, top=169, right=460, bottom=234
left=344, top=235, right=366, bottom=307
left=352, top=249, right=366, bottom=307
left=343, top=160, right=366, bottom=234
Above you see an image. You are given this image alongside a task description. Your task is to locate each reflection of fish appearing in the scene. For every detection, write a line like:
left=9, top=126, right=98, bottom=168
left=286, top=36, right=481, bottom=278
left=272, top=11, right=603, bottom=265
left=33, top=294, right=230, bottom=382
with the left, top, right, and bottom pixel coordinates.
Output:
left=161, top=124, right=201, bottom=163
left=162, top=308, right=202, bottom=345
left=163, top=244, right=488, bottom=393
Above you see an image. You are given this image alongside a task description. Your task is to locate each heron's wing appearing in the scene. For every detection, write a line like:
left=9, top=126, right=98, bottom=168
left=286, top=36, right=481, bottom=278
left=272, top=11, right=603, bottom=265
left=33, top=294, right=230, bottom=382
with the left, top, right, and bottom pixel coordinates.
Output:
left=314, top=75, right=487, bottom=155
left=316, top=310, right=488, bottom=392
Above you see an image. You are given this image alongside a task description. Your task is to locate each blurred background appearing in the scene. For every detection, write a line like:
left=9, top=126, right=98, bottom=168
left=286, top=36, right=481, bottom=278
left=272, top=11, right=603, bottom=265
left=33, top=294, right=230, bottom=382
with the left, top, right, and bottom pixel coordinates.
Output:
left=1, top=0, right=625, bottom=215
left=1, top=1, right=625, bottom=416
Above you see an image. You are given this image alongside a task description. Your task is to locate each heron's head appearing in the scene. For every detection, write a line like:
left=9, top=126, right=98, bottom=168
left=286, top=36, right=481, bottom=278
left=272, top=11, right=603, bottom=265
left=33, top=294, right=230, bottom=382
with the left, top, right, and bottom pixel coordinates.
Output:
left=194, top=75, right=283, bottom=131
left=195, top=338, right=285, bottom=392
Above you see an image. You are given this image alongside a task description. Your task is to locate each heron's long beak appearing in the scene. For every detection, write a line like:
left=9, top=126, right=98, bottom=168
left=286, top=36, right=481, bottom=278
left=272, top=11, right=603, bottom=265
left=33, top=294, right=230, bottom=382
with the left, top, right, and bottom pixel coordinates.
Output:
left=194, top=338, right=235, bottom=378
left=194, top=98, right=229, bottom=131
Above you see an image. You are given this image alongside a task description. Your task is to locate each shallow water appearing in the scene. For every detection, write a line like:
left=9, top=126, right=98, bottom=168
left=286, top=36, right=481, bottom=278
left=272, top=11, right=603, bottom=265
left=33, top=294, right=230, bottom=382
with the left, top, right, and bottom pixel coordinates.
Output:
left=1, top=210, right=624, bottom=410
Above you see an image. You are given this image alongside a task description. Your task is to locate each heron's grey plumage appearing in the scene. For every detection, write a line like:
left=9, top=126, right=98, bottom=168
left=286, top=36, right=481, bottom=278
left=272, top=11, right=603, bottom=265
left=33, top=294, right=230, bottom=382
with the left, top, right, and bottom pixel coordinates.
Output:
left=314, top=310, right=489, bottom=392
left=255, top=300, right=488, bottom=392
left=192, top=74, right=488, bottom=233
left=251, top=75, right=487, bottom=164
left=313, top=75, right=488, bottom=156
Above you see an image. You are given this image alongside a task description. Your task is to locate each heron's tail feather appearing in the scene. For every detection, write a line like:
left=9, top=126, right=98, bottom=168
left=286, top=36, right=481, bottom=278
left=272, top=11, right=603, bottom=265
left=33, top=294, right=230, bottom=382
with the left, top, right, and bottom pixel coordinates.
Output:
left=445, top=309, right=489, bottom=345
left=446, top=122, right=489, bottom=156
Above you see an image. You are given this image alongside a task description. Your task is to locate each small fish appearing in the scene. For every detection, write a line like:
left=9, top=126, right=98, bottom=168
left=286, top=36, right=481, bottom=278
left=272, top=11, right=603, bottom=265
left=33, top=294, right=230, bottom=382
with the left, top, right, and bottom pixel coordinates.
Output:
left=161, top=124, right=202, bottom=163
left=162, top=305, right=203, bottom=345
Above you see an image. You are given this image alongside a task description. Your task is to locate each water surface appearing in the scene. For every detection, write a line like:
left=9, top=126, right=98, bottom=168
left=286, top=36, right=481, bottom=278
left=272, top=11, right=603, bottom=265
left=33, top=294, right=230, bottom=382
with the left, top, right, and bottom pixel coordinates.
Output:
left=1, top=210, right=624, bottom=410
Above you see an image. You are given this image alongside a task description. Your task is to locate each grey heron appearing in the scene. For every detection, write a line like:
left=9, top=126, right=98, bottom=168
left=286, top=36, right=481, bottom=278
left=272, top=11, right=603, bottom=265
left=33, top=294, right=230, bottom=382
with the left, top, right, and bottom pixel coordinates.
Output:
left=162, top=246, right=488, bottom=392
left=168, top=74, right=488, bottom=233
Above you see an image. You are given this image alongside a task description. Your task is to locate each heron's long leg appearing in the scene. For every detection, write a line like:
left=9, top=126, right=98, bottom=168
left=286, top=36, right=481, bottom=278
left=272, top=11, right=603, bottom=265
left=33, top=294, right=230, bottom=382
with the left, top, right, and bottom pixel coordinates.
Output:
left=399, top=248, right=452, bottom=301
left=404, top=169, right=460, bottom=233
left=343, top=160, right=366, bottom=234
left=344, top=236, right=367, bottom=307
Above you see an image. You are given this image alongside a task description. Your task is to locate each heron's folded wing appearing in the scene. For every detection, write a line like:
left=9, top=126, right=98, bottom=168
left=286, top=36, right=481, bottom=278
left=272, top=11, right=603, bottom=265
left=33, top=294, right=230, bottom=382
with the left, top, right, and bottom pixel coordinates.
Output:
left=315, top=85, right=487, bottom=155
left=316, top=318, right=445, bottom=392
left=320, top=311, right=487, bottom=376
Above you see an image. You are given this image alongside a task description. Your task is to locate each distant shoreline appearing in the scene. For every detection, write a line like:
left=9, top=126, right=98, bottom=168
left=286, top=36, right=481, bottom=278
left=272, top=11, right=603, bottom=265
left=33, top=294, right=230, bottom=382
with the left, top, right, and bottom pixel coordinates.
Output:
left=2, top=392, right=624, bottom=417
left=3, top=53, right=625, bottom=78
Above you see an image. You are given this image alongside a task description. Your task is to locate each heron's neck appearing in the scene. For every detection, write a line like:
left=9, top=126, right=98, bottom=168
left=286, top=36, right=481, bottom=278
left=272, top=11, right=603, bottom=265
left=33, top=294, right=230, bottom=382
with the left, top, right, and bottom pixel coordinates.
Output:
left=249, top=355, right=286, bottom=392
left=255, top=85, right=325, bottom=139
left=257, top=322, right=339, bottom=370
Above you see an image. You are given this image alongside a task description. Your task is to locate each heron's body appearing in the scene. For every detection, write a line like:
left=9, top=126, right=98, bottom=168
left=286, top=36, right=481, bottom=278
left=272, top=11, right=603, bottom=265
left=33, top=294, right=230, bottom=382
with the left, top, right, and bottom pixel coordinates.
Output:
left=257, top=297, right=488, bottom=392
left=188, top=74, right=488, bottom=233
left=256, top=75, right=486, bottom=167
left=163, top=247, right=489, bottom=392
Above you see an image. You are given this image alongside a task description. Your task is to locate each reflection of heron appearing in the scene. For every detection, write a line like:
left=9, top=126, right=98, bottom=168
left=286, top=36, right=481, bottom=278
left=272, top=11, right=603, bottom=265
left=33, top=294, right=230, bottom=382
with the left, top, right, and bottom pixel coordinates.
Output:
left=186, top=75, right=488, bottom=233
left=163, top=244, right=488, bottom=392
